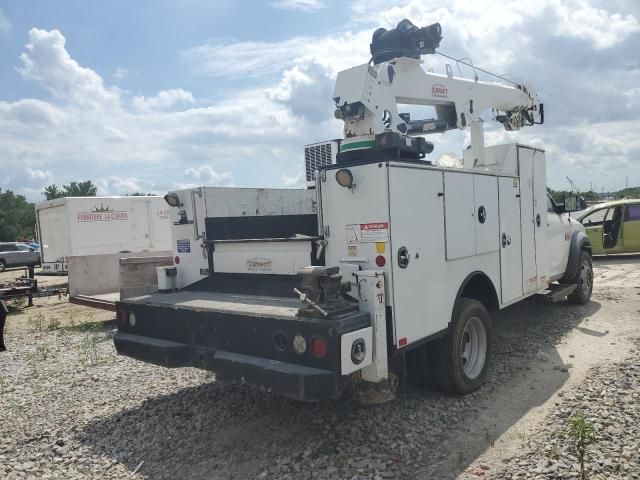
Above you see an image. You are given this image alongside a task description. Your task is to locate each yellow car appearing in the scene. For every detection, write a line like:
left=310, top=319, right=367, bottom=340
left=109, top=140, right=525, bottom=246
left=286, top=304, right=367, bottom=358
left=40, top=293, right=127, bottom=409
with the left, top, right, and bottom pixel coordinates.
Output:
left=576, top=199, right=640, bottom=254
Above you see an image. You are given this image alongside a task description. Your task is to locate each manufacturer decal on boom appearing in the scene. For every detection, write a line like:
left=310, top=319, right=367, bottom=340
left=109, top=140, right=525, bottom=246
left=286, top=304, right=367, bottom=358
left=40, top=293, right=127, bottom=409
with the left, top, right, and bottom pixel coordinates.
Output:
left=431, top=83, right=448, bottom=99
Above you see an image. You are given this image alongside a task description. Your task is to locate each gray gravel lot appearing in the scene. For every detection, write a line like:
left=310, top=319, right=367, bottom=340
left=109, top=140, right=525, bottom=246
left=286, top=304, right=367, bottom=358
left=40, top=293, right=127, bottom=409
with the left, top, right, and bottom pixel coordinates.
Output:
left=1, top=257, right=639, bottom=479
left=489, top=348, right=640, bottom=479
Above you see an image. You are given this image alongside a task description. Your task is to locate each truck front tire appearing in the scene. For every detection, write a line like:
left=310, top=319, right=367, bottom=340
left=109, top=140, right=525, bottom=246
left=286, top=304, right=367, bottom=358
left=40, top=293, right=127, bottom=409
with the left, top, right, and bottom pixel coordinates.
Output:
left=567, top=249, right=593, bottom=305
left=430, top=298, right=492, bottom=394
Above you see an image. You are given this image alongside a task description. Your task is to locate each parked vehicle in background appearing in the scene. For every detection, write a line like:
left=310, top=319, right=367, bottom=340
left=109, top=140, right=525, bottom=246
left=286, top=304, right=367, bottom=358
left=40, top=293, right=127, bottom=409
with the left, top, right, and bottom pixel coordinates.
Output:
left=0, top=242, right=41, bottom=272
left=576, top=199, right=640, bottom=254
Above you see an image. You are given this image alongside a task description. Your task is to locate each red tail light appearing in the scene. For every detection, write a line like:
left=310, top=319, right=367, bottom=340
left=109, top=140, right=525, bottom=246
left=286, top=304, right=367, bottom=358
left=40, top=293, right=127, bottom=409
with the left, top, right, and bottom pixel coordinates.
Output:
left=118, top=309, right=127, bottom=326
left=310, top=336, right=328, bottom=358
left=375, top=255, right=386, bottom=267
left=174, top=256, right=180, bottom=265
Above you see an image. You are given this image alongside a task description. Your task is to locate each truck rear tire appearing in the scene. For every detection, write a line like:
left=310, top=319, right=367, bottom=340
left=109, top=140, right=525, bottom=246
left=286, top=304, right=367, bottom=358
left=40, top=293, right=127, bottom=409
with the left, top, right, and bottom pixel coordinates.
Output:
left=430, top=298, right=492, bottom=394
left=0, top=260, right=6, bottom=272
left=567, top=249, right=593, bottom=305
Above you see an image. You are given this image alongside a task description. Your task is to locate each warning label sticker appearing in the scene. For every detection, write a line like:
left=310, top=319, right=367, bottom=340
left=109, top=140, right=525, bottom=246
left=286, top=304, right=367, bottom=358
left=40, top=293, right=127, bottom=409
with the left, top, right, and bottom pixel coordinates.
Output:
left=177, top=239, right=191, bottom=253
left=346, top=222, right=389, bottom=244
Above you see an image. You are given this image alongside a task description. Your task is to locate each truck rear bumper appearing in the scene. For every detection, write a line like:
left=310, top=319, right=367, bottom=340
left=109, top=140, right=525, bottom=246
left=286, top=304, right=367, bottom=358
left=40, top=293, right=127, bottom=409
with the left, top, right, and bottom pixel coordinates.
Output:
left=114, top=331, right=344, bottom=401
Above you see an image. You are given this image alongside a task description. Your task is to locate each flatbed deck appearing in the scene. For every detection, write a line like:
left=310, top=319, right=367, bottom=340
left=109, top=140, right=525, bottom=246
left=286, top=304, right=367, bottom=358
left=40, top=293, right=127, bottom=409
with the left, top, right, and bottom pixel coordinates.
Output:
left=125, top=290, right=302, bottom=320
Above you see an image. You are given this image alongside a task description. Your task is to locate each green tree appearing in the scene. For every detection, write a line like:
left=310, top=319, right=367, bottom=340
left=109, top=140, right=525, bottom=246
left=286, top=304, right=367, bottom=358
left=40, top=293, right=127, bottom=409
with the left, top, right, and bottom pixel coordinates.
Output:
left=614, top=187, right=640, bottom=199
left=43, top=180, right=97, bottom=200
left=0, top=189, right=36, bottom=241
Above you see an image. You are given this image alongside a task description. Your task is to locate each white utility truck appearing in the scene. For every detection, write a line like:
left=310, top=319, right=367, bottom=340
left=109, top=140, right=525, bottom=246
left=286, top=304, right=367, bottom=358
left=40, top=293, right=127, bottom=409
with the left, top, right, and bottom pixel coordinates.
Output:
left=114, top=20, right=592, bottom=400
left=36, top=196, right=172, bottom=273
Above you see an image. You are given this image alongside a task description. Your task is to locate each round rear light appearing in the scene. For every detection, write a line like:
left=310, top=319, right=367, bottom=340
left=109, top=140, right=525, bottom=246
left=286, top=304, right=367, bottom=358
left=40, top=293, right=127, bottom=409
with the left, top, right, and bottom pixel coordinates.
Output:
left=291, top=334, right=307, bottom=354
left=375, top=255, right=386, bottom=267
left=174, top=256, right=180, bottom=265
left=128, top=312, right=136, bottom=327
left=310, top=336, right=328, bottom=358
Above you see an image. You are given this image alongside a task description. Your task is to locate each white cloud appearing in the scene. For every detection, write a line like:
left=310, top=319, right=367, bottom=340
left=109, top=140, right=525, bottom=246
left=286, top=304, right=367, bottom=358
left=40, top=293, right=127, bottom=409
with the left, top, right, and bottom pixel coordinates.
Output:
left=0, top=8, right=11, bottom=33
left=97, top=176, right=143, bottom=195
left=554, top=0, right=640, bottom=49
left=1, top=99, right=63, bottom=126
left=113, top=67, right=128, bottom=80
left=184, top=165, right=233, bottom=186
left=181, top=37, right=311, bottom=79
left=281, top=171, right=305, bottom=187
left=271, top=0, right=325, bottom=12
left=132, top=88, right=195, bottom=112
left=17, top=28, right=121, bottom=108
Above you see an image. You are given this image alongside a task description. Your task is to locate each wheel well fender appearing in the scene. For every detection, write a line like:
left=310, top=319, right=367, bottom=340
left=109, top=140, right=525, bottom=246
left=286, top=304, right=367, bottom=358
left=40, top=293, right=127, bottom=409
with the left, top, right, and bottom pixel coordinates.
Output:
left=455, top=271, right=500, bottom=313
left=560, top=231, right=591, bottom=283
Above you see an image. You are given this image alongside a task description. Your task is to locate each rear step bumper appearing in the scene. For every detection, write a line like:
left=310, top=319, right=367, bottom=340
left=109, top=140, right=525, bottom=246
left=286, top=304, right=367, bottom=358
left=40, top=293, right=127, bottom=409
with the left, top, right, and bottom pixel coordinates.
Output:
left=114, top=331, right=344, bottom=401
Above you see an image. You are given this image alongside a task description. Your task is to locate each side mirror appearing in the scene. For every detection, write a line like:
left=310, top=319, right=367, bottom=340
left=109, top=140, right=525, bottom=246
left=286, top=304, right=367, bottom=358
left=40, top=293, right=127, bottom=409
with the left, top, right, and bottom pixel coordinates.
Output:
left=563, top=195, right=580, bottom=212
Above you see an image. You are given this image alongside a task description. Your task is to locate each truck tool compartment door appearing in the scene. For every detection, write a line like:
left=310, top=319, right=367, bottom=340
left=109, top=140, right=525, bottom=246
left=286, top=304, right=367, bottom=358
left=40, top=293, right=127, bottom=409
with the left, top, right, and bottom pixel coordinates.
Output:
left=389, top=167, right=446, bottom=345
left=498, top=177, right=523, bottom=304
left=518, top=147, right=547, bottom=293
left=473, top=175, right=499, bottom=255
left=444, top=172, right=475, bottom=260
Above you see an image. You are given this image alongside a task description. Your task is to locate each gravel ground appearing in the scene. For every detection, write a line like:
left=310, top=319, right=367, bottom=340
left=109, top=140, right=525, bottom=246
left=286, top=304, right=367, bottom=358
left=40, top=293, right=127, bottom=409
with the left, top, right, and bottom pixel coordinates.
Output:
left=1, top=257, right=639, bottom=479
left=488, top=346, right=640, bottom=480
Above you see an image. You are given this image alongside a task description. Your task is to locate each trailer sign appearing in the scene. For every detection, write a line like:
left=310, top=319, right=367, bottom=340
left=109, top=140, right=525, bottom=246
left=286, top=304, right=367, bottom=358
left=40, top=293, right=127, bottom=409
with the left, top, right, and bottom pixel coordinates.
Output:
left=346, top=222, right=389, bottom=244
left=177, top=239, right=191, bottom=253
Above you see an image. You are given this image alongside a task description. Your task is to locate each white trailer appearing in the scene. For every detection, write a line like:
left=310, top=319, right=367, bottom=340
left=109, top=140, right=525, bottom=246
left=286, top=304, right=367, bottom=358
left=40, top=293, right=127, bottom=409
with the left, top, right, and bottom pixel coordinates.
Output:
left=36, top=196, right=172, bottom=273
left=113, top=20, right=592, bottom=400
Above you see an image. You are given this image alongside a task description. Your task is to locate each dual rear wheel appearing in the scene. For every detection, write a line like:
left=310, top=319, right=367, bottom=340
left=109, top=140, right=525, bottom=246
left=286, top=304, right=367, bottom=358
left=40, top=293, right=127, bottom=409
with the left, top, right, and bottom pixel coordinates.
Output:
left=410, top=298, right=492, bottom=395
left=412, top=251, right=592, bottom=395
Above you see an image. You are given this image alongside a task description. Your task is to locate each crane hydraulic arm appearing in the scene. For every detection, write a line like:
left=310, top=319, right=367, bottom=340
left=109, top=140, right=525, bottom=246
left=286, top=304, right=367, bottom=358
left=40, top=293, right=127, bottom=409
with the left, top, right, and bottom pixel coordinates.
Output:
left=332, top=19, right=543, bottom=165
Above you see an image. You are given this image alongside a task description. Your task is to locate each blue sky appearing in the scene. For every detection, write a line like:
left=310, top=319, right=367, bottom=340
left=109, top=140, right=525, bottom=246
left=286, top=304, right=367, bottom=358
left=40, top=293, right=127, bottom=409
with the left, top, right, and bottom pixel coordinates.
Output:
left=1, top=0, right=639, bottom=200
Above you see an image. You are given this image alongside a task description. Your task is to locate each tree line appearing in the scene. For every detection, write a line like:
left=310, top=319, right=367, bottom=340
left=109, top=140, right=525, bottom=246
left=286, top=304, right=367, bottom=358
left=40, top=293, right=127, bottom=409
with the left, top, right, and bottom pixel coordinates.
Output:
left=547, top=187, right=640, bottom=204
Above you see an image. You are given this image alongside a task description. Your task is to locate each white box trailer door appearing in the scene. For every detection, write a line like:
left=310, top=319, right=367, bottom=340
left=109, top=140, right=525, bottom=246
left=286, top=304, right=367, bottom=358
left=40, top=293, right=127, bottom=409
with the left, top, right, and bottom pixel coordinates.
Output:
left=37, top=201, right=70, bottom=264
left=498, top=177, right=524, bottom=304
left=389, top=167, right=447, bottom=346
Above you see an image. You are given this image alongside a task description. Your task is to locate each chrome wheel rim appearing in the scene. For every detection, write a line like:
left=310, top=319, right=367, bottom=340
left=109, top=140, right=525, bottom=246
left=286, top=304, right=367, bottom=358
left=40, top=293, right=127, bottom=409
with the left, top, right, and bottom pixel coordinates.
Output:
left=579, top=259, right=593, bottom=295
left=460, top=316, right=487, bottom=379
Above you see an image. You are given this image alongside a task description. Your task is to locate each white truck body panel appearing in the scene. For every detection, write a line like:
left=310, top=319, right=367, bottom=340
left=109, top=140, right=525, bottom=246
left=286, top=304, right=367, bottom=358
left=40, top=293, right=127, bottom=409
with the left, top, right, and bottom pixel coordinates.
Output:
left=167, top=187, right=318, bottom=289
left=36, top=197, right=172, bottom=272
left=320, top=144, right=555, bottom=348
left=213, top=240, right=313, bottom=275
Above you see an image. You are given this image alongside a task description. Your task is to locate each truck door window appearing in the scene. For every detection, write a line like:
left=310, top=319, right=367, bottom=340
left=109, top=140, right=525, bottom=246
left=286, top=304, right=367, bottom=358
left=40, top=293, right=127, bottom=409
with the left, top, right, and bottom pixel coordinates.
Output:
left=603, top=206, right=623, bottom=248
left=581, top=208, right=607, bottom=226
left=625, top=204, right=640, bottom=221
